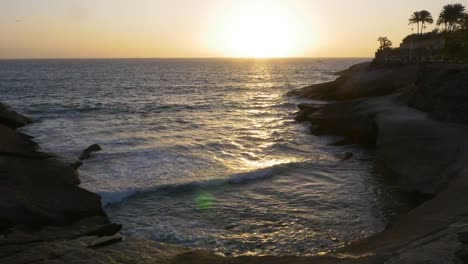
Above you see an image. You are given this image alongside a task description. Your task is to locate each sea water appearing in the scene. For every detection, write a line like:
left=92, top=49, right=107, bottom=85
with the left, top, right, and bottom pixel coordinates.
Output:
left=0, top=58, right=405, bottom=256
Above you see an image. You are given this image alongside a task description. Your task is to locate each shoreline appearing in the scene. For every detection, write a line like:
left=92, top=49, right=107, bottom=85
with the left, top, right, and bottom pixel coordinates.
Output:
left=290, top=61, right=468, bottom=262
left=1, top=61, right=468, bottom=263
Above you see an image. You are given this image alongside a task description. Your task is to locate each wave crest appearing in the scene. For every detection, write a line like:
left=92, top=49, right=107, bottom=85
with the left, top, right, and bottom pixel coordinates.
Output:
left=99, top=162, right=303, bottom=206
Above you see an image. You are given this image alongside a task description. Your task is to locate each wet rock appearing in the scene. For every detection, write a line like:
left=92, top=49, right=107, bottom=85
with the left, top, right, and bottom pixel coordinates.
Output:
left=0, top=156, right=105, bottom=231
left=459, top=232, right=468, bottom=244
left=79, top=144, right=103, bottom=160
left=294, top=104, right=323, bottom=122
left=302, top=100, right=378, bottom=147
left=0, top=107, right=105, bottom=232
left=0, top=104, right=32, bottom=129
left=0, top=124, right=51, bottom=159
left=88, top=233, right=123, bottom=248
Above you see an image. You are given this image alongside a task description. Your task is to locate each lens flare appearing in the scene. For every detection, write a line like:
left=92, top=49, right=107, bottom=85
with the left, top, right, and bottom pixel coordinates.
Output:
left=195, top=192, right=215, bottom=210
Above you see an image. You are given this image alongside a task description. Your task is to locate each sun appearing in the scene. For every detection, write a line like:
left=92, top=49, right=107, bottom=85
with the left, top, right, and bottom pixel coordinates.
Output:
left=215, top=2, right=305, bottom=58
left=224, top=7, right=294, bottom=58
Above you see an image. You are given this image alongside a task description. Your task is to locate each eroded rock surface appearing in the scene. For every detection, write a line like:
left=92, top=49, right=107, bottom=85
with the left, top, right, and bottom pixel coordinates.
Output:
left=288, top=62, right=419, bottom=100
left=0, top=103, right=32, bottom=129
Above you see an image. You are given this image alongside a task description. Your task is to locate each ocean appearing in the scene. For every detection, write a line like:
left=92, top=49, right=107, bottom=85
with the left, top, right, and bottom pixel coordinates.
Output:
left=0, top=58, right=405, bottom=256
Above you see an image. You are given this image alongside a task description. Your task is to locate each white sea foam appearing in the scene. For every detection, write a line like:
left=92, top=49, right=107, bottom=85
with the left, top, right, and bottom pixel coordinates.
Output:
left=97, top=162, right=301, bottom=206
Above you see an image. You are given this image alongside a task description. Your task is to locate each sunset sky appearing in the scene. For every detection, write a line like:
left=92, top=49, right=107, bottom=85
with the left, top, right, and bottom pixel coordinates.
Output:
left=0, top=0, right=455, bottom=59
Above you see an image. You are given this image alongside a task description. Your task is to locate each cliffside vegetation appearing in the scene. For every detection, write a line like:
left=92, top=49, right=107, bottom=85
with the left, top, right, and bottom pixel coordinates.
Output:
left=376, top=3, right=468, bottom=62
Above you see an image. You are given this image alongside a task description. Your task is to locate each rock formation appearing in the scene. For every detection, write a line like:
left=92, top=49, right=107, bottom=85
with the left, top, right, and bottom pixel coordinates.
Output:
left=79, top=144, right=103, bottom=160
left=290, top=62, right=468, bottom=263
left=0, top=107, right=106, bottom=232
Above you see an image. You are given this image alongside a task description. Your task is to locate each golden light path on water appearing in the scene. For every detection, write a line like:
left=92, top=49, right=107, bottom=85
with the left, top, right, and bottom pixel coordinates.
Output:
left=198, top=86, right=306, bottom=210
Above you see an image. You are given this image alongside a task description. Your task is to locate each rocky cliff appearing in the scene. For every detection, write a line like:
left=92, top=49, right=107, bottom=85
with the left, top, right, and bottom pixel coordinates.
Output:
left=0, top=103, right=106, bottom=231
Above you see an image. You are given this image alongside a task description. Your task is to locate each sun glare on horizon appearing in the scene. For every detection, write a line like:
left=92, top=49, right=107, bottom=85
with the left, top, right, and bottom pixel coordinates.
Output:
left=212, top=1, right=315, bottom=58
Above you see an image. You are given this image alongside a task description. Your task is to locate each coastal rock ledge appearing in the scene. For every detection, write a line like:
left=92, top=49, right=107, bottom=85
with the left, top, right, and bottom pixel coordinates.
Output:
left=2, top=62, right=468, bottom=264
left=290, top=62, right=468, bottom=264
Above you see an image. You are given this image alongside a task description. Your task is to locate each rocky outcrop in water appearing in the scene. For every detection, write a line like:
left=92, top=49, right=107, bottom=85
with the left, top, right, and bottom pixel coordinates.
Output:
left=0, top=102, right=32, bottom=129
left=0, top=105, right=125, bottom=263
left=79, top=144, right=103, bottom=160
left=0, top=107, right=106, bottom=232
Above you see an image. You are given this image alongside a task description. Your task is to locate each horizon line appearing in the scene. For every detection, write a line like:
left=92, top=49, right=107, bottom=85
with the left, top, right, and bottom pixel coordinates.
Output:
left=0, top=56, right=373, bottom=61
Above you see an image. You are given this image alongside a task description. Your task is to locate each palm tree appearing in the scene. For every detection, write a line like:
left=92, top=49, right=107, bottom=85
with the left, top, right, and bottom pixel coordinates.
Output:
left=419, top=10, right=434, bottom=34
left=409, top=11, right=422, bottom=34
left=437, top=3, right=466, bottom=31
left=462, top=13, right=468, bottom=31
left=377, top=37, right=392, bottom=51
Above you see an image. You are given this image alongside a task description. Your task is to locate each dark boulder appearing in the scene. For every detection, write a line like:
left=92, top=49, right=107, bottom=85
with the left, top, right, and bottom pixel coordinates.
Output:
left=0, top=104, right=32, bottom=129
left=0, top=105, right=106, bottom=232
left=79, top=144, right=103, bottom=160
left=0, top=124, right=51, bottom=159
left=0, top=155, right=105, bottom=231
left=296, top=100, right=378, bottom=147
